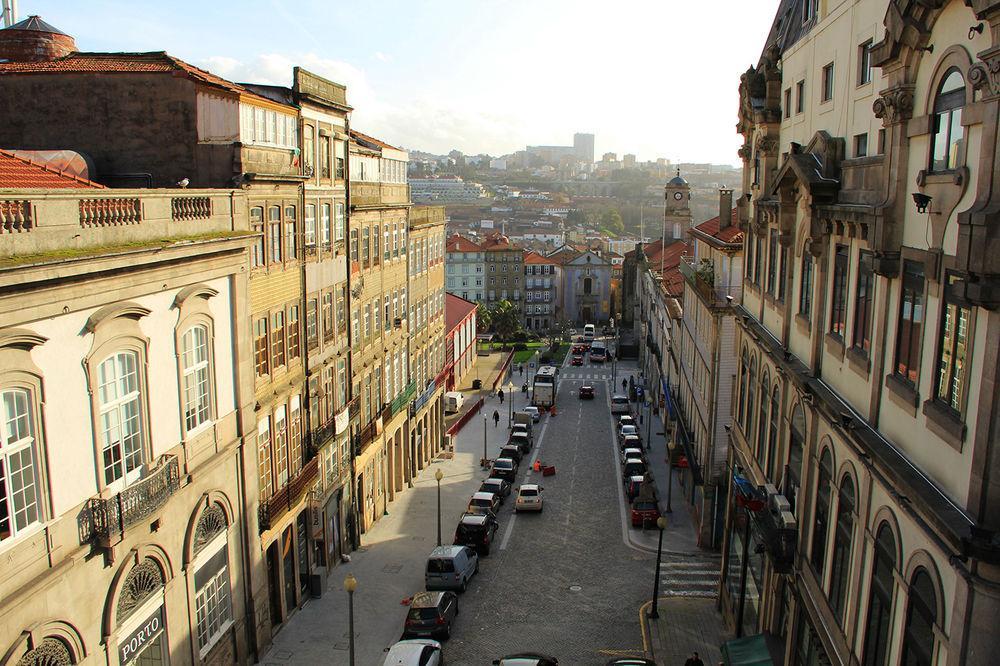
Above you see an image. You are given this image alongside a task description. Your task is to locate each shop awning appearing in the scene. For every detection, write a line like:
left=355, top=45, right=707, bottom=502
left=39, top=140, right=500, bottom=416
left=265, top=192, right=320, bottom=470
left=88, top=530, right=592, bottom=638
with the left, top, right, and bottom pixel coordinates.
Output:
left=721, top=634, right=774, bottom=666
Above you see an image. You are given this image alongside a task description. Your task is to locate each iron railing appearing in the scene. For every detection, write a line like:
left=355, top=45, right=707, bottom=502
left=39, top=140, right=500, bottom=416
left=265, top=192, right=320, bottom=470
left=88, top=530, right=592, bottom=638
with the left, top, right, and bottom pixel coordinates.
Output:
left=391, top=381, right=417, bottom=417
left=411, top=381, right=437, bottom=415
left=679, top=256, right=742, bottom=308
left=88, top=455, right=180, bottom=546
left=258, top=456, right=319, bottom=533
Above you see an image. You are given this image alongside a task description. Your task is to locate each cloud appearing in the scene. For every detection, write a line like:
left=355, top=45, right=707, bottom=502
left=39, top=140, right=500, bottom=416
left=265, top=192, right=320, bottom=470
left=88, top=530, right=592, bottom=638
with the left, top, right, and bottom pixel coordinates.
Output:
left=374, top=51, right=392, bottom=63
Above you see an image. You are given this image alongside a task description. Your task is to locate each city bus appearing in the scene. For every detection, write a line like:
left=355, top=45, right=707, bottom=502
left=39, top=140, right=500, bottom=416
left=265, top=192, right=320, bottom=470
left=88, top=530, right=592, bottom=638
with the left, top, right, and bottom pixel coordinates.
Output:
left=589, top=341, right=607, bottom=363
left=532, top=365, right=559, bottom=408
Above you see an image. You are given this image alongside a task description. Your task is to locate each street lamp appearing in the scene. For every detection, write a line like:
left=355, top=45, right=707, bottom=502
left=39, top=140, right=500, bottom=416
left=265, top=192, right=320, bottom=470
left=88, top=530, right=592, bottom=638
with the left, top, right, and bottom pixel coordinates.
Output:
left=645, top=398, right=652, bottom=451
left=665, top=438, right=674, bottom=514
left=344, top=573, right=358, bottom=666
left=435, top=468, right=444, bottom=546
left=506, top=381, right=516, bottom=427
left=648, top=516, right=667, bottom=619
left=482, top=415, right=488, bottom=468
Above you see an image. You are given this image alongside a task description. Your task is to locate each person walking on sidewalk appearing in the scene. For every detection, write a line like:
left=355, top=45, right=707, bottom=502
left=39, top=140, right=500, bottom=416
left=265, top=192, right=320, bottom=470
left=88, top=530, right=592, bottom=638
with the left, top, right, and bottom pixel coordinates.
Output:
left=493, top=410, right=500, bottom=428
left=498, top=388, right=504, bottom=404
left=684, top=652, right=704, bottom=666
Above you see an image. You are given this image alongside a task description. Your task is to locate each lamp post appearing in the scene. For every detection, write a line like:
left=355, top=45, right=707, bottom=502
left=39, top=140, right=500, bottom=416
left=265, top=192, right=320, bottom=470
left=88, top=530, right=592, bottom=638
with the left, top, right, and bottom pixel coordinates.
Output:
left=435, top=468, right=444, bottom=546
left=648, top=516, right=667, bottom=619
left=645, top=398, right=652, bottom=451
left=665, top=438, right=674, bottom=514
left=482, top=415, right=488, bottom=468
left=344, top=573, right=358, bottom=666
left=506, top=381, right=516, bottom=427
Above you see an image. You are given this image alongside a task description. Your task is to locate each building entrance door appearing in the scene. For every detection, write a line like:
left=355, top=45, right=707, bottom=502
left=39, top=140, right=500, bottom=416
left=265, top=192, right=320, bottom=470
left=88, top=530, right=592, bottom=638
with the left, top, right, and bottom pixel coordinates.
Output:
left=281, top=527, right=296, bottom=612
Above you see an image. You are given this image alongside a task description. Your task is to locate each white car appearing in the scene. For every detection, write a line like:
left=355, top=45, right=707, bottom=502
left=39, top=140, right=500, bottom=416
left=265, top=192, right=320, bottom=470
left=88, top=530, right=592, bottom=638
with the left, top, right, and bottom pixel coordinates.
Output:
left=523, top=405, right=541, bottom=422
left=382, top=638, right=442, bottom=665
left=515, top=484, right=544, bottom=512
left=618, top=424, right=639, bottom=441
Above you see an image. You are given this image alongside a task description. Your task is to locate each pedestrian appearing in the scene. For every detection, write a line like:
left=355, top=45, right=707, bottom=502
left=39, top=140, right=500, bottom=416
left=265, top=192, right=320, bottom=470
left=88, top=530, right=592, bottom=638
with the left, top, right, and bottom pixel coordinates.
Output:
left=519, top=364, right=524, bottom=377
left=622, top=378, right=627, bottom=392
left=684, top=652, right=704, bottom=666
left=498, top=388, right=504, bottom=404
left=493, top=410, right=500, bottom=428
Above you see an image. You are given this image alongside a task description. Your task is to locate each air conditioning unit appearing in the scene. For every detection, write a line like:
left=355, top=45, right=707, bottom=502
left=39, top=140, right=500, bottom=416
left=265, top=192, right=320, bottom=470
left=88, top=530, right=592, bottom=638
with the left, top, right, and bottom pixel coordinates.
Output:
left=770, top=493, right=791, bottom=516
left=779, top=510, right=798, bottom=530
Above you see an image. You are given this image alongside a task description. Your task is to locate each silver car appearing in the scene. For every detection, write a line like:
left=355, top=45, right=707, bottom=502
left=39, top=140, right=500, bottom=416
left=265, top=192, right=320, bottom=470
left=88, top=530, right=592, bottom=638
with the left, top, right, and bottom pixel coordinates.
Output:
left=382, top=639, right=442, bottom=665
left=425, top=544, right=479, bottom=592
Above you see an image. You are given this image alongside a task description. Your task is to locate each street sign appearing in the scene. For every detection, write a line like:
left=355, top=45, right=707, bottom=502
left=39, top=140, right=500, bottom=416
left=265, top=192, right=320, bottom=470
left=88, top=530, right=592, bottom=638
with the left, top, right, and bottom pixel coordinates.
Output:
left=529, top=362, right=535, bottom=368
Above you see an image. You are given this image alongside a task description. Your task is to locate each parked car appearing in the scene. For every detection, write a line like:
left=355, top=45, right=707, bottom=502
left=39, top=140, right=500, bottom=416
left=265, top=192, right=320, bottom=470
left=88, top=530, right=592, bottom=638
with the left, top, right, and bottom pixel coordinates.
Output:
left=621, top=447, right=645, bottom=465
left=618, top=424, right=640, bottom=442
left=382, top=639, right=443, bottom=666
left=508, top=432, right=532, bottom=455
left=622, top=458, right=647, bottom=480
left=605, top=659, right=656, bottom=665
left=514, top=484, right=544, bottom=512
left=454, top=512, right=499, bottom=555
left=402, top=591, right=459, bottom=640
left=499, top=444, right=523, bottom=465
left=468, top=491, right=501, bottom=515
left=619, top=414, right=637, bottom=429
left=522, top=406, right=541, bottom=422
left=579, top=384, right=595, bottom=400
left=572, top=344, right=587, bottom=354
left=425, top=545, right=479, bottom=592
left=620, top=434, right=642, bottom=454
left=480, top=477, right=511, bottom=502
left=631, top=500, right=661, bottom=528
left=511, top=423, right=533, bottom=445
left=493, top=654, right=559, bottom=666
left=610, top=394, right=630, bottom=414
left=570, top=354, right=584, bottom=366
left=490, top=457, right=517, bottom=482
left=624, top=475, right=647, bottom=503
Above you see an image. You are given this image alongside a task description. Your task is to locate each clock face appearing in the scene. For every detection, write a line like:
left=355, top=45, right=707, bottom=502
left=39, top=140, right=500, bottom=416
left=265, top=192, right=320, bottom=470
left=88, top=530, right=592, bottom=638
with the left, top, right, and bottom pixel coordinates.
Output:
left=673, top=191, right=684, bottom=201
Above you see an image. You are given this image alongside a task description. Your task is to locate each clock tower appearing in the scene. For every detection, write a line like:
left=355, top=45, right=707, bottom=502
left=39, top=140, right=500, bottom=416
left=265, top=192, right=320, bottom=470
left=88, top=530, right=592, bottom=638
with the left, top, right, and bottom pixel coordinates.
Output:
left=664, top=168, right=692, bottom=241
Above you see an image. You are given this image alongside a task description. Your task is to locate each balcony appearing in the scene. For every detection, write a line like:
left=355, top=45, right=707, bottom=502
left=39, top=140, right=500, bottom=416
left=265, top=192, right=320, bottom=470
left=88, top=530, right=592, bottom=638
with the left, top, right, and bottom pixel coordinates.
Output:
left=679, top=256, right=742, bottom=308
left=258, top=455, right=319, bottom=533
left=350, top=182, right=410, bottom=208
left=410, top=381, right=437, bottom=416
left=391, top=380, right=417, bottom=418
left=87, top=455, right=180, bottom=547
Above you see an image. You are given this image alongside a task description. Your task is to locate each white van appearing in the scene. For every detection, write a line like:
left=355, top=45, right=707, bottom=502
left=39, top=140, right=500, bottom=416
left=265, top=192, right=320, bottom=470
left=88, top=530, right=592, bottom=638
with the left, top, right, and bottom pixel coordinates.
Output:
left=583, top=323, right=596, bottom=341
left=610, top=394, right=630, bottom=414
left=444, top=391, right=465, bottom=414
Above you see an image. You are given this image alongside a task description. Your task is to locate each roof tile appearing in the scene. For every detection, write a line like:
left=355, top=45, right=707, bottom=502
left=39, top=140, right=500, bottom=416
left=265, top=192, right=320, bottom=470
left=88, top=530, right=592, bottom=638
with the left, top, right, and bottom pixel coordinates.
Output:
left=0, top=149, right=102, bottom=189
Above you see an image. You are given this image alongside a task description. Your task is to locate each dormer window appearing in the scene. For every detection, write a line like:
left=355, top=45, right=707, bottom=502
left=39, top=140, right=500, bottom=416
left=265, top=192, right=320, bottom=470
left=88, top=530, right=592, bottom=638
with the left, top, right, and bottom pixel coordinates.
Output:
left=930, top=69, right=965, bottom=172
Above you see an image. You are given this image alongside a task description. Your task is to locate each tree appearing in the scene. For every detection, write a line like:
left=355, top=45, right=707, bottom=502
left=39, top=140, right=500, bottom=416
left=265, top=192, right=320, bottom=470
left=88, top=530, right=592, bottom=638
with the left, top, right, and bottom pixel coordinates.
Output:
left=476, top=304, right=492, bottom=333
left=489, top=299, right=522, bottom=341
left=600, top=208, right=624, bottom=236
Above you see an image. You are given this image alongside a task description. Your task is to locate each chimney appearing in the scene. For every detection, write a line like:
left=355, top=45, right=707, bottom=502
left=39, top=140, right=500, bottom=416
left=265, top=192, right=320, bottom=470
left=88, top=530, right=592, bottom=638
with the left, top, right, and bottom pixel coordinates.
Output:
left=719, top=187, right=734, bottom=229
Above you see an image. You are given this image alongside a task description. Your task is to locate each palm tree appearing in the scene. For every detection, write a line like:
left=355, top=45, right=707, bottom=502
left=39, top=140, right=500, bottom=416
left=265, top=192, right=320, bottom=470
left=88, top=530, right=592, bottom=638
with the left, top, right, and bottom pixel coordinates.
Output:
left=489, top=300, right=522, bottom=342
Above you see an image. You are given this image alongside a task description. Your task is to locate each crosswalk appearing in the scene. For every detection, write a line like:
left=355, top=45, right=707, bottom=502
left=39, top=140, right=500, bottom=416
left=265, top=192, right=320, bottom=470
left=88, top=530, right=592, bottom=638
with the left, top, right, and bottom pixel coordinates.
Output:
left=658, top=556, right=722, bottom=598
left=560, top=372, right=611, bottom=380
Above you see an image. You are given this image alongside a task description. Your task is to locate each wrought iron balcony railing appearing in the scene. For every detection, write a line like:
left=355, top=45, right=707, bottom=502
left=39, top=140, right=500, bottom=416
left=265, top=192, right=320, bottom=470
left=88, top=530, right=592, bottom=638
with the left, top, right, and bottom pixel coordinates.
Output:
left=258, top=456, right=319, bottom=533
left=88, top=455, right=180, bottom=546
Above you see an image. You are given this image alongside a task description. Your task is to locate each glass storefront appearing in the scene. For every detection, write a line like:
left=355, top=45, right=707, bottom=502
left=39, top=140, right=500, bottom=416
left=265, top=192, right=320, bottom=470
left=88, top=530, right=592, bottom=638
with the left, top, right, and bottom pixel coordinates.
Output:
left=724, top=502, right=765, bottom=637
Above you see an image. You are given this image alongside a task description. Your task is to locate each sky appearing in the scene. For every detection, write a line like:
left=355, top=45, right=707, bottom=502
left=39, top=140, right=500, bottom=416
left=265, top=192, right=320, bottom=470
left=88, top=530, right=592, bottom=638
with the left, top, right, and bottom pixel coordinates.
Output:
left=24, top=1, right=780, bottom=165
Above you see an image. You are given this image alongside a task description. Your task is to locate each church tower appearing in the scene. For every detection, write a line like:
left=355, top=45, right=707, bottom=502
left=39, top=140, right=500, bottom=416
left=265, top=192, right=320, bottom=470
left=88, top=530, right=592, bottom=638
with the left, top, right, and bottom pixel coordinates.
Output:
left=663, top=168, right=692, bottom=241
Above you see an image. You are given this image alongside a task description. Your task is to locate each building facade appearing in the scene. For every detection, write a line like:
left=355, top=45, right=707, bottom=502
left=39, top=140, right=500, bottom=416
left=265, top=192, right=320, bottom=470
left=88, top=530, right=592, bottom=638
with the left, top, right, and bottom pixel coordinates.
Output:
left=445, top=234, right=485, bottom=303
left=444, top=295, right=478, bottom=391
left=722, top=2, right=1000, bottom=666
left=523, top=251, right=559, bottom=331
left=561, top=250, right=613, bottom=325
left=481, top=233, right=524, bottom=316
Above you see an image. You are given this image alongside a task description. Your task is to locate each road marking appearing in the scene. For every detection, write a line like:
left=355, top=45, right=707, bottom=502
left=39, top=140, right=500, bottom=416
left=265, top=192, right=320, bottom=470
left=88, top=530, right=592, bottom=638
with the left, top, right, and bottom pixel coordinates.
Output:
left=499, top=416, right=549, bottom=552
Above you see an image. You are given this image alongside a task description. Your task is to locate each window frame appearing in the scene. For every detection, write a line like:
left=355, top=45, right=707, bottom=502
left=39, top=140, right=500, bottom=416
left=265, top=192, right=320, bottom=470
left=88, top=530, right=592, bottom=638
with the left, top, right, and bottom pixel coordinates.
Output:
left=933, top=273, right=972, bottom=413
left=0, top=379, right=45, bottom=546
left=858, top=39, right=873, bottom=86
left=250, top=206, right=265, bottom=269
left=852, top=251, right=875, bottom=353
left=95, top=348, right=147, bottom=490
left=180, top=323, right=214, bottom=435
left=829, top=245, right=849, bottom=338
left=828, top=475, right=856, bottom=622
left=929, top=68, right=967, bottom=173
left=821, top=62, right=835, bottom=103
left=893, top=260, right=925, bottom=386
left=193, top=530, right=234, bottom=656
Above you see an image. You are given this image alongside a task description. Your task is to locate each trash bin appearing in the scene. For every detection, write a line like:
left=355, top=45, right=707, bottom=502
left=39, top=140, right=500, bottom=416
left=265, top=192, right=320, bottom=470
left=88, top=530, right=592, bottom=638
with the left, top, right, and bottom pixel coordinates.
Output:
left=471, top=379, right=482, bottom=389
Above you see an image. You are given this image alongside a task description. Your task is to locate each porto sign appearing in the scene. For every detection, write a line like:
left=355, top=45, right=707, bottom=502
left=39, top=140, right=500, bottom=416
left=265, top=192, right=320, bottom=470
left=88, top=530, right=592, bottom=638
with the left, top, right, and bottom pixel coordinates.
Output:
left=119, top=606, right=164, bottom=664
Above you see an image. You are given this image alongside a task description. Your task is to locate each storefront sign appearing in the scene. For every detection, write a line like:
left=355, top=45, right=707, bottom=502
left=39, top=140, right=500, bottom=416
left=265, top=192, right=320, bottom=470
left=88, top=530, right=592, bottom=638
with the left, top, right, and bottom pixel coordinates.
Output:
left=118, top=606, right=164, bottom=664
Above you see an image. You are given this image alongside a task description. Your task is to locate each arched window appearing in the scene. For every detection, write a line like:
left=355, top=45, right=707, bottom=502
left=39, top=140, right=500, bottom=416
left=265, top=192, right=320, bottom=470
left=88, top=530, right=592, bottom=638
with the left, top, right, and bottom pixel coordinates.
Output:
left=756, top=371, right=769, bottom=467
left=862, top=524, right=897, bottom=666
left=902, top=568, right=938, bottom=666
left=787, top=404, right=806, bottom=516
left=14, top=637, right=74, bottom=665
left=1, top=387, right=42, bottom=543
left=192, top=504, right=234, bottom=654
left=767, top=386, right=780, bottom=478
left=746, top=358, right=757, bottom=449
left=738, top=348, right=749, bottom=428
left=828, top=475, right=856, bottom=622
left=181, top=325, right=212, bottom=433
left=930, top=69, right=965, bottom=172
left=810, top=448, right=833, bottom=574
left=97, top=351, right=145, bottom=487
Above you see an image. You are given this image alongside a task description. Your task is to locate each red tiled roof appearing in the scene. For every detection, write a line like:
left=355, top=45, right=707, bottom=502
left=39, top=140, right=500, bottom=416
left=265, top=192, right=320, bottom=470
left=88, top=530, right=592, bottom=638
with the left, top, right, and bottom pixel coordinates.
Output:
left=447, top=234, right=482, bottom=252
left=523, top=251, right=552, bottom=265
left=0, top=149, right=103, bottom=189
left=446, top=293, right=478, bottom=331
left=349, top=129, right=402, bottom=151
left=693, top=208, right=743, bottom=244
left=0, top=52, right=286, bottom=107
left=480, top=233, right=513, bottom=250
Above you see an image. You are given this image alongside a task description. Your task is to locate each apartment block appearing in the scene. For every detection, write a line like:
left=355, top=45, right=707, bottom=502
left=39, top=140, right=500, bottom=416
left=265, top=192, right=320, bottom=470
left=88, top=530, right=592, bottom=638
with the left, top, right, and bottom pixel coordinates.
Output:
left=445, top=234, right=485, bottom=302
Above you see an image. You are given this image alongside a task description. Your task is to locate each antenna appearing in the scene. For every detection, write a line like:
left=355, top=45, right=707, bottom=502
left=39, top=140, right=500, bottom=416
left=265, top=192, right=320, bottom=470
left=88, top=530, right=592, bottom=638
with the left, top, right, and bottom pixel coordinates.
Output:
left=1, top=0, right=17, bottom=28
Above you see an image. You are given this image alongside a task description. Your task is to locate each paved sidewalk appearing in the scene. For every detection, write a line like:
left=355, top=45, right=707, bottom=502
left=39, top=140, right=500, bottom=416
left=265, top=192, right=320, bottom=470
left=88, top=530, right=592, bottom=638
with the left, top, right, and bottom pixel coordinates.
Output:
left=443, top=350, right=514, bottom=432
left=642, top=597, right=731, bottom=666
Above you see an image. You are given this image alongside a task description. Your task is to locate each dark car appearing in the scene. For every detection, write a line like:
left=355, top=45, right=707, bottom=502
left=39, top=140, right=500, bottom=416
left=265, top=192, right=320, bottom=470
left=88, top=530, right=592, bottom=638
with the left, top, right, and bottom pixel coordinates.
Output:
left=619, top=434, right=642, bottom=454
left=480, top=477, right=511, bottom=502
left=494, top=654, right=559, bottom=666
left=403, top=590, right=459, bottom=640
left=624, top=475, right=646, bottom=503
left=570, top=354, right=584, bottom=366
left=490, top=457, right=517, bottom=482
left=499, top=444, right=523, bottom=465
left=622, top=458, right=647, bottom=481
left=508, top=432, right=532, bottom=454
left=579, top=384, right=595, bottom=399
left=631, top=500, right=661, bottom=528
left=454, top=512, right=499, bottom=555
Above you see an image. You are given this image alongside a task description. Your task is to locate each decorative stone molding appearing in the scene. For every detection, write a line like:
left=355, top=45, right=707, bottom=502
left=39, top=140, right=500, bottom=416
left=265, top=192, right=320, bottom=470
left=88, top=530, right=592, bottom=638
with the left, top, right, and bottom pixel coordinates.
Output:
left=968, top=46, right=1000, bottom=99
left=873, top=86, right=915, bottom=126
left=755, top=134, right=778, bottom=155
left=738, top=143, right=752, bottom=161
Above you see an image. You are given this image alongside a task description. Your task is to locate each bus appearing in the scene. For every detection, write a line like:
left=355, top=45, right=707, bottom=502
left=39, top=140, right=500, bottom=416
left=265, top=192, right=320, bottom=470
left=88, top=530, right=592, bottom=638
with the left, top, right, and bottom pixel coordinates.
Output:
left=583, top=323, right=596, bottom=341
left=589, top=341, right=607, bottom=363
left=532, top=365, right=559, bottom=408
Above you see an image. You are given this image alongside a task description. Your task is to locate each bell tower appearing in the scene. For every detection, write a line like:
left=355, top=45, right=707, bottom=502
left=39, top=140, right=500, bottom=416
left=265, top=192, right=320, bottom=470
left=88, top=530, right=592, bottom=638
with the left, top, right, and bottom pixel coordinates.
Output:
left=663, top=168, right=692, bottom=241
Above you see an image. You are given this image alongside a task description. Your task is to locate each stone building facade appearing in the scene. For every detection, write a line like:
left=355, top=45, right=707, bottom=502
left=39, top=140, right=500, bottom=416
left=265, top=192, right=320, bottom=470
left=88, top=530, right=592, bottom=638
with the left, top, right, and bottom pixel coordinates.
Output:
left=445, top=234, right=485, bottom=303
left=722, top=1, right=1000, bottom=665
left=481, top=233, right=524, bottom=316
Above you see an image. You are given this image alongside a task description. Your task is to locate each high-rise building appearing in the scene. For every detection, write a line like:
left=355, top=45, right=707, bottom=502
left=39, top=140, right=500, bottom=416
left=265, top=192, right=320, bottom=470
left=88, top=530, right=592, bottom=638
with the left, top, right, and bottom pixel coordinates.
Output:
left=574, top=132, right=595, bottom=163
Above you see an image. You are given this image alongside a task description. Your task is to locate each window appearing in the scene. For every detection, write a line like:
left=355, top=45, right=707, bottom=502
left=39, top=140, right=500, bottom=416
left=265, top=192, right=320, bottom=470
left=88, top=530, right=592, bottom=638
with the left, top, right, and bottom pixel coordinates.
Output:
left=284, top=206, right=297, bottom=260
left=854, top=133, right=868, bottom=158
left=181, top=325, right=212, bottom=432
left=746, top=357, right=757, bottom=445
left=250, top=207, right=265, bottom=268
left=383, top=224, right=391, bottom=261
left=777, top=245, right=788, bottom=301
left=858, top=40, right=873, bottom=85
left=756, top=372, right=769, bottom=467
left=1, top=388, right=41, bottom=542
left=304, top=204, right=317, bottom=250
left=862, top=525, right=896, bottom=666
left=194, top=532, right=233, bottom=653
left=337, top=285, right=348, bottom=335
left=273, top=406, right=288, bottom=486
left=802, top=0, right=815, bottom=22
left=934, top=274, right=971, bottom=412
left=254, top=317, right=269, bottom=377
left=320, top=135, right=331, bottom=179
left=828, top=476, right=855, bottom=622
left=787, top=405, right=806, bottom=516
left=902, top=569, right=938, bottom=666
left=335, top=203, right=346, bottom=242
left=288, top=396, right=302, bottom=473
left=350, top=229, right=359, bottom=263
left=271, top=311, right=286, bottom=369
left=268, top=207, right=282, bottom=263
left=830, top=245, right=849, bottom=337
left=372, top=223, right=380, bottom=266
left=303, top=125, right=315, bottom=173
left=766, top=230, right=778, bottom=295
left=362, top=227, right=370, bottom=268
left=877, top=128, right=886, bottom=154
left=796, top=80, right=805, bottom=113
left=767, top=387, right=779, bottom=477
left=337, top=359, right=348, bottom=411
left=288, top=305, right=301, bottom=361
left=753, top=235, right=763, bottom=285
left=257, top=417, right=271, bottom=498
left=784, top=88, right=792, bottom=119
left=97, top=351, right=145, bottom=486
left=853, top=252, right=875, bottom=352
left=930, top=69, right=965, bottom=172
left=894, top=261, right=925, bottom=385
left=821, top=63, right=835, bottom=102
left=322, top=293, right=334, bottom=342
left=307, top=299, right=319, bottom=349
left=321, top=204, right=331, bottom=248
left=810, top=449, right=833, bottom=574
